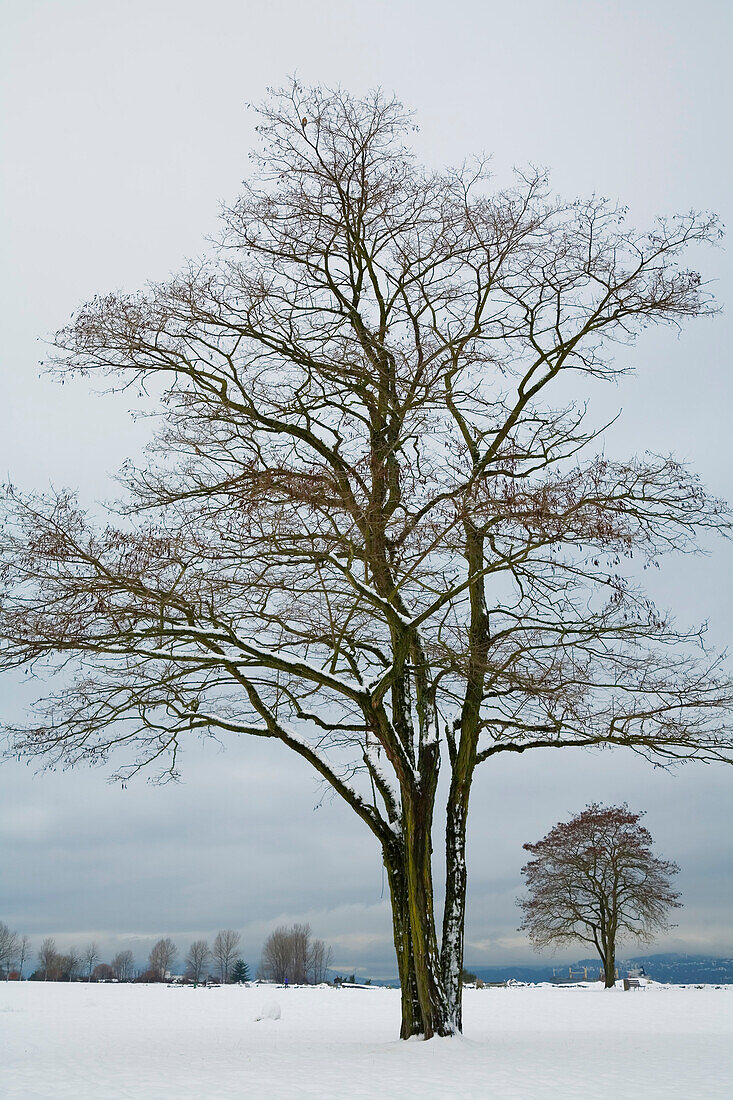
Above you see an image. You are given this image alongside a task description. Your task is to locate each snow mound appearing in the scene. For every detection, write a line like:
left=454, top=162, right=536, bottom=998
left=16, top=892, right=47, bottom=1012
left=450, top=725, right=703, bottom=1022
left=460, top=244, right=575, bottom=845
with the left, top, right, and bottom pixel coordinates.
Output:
left=255, top=1000, right=281, bottom=1021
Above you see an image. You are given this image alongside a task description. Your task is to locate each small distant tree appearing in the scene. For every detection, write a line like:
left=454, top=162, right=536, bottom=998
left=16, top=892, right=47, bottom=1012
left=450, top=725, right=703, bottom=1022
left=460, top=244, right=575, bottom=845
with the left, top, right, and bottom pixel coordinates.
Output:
left=92, top=962, right=115, bottom=981
left=260, top=924, right=306, bottom=984
left=16, top=935, right=31, bottom=980
left=135, top=968, right=159, bottom=983
left=308, top=937, right=332, bottom=984
left=185, top=939, right=211, bottom=983
left=57, top=948, right=81, bottom=982
left=0, top=922, right=19, bottom=978
left=230, top=958, right=250, bottom=983
left=0, top=922, right=19, bottom=979
left=519, top=803, right=681, bottom=987
left=289, top=924, right=310, bottom=985
left=111, top=949, right=135, bottom=982
left=37, top=937, right=59, bottom=981
left=260, top=923, right=332, bottom=985
left=212, top=930, right=241, bottom=983
left=259, top=926, right=291, bottom=984
left=82, top=942, right=100, bottom=982
left=148, top=938, right=177, bottom=981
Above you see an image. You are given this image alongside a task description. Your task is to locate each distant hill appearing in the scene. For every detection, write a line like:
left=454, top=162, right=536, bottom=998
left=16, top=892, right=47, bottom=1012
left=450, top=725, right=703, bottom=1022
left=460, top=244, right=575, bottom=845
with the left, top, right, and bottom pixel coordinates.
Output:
left=468, top=953, right=733, bottom=985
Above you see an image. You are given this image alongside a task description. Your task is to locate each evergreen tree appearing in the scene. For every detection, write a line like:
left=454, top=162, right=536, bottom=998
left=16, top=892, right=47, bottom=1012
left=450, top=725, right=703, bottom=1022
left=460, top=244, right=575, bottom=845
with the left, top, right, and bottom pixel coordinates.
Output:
left=230, top=959, right=250, bottom=983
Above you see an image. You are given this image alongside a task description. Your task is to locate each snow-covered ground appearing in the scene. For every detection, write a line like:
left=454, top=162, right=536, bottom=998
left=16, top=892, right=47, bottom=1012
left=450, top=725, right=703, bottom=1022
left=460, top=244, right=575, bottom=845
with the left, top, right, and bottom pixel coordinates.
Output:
left=2, top=981, right=732, bottom=1099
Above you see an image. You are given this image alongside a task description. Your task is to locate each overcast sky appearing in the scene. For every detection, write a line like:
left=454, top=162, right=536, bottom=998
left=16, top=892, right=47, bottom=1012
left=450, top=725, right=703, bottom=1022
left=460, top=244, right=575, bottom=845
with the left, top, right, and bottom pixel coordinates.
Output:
left=1, top=0, right=732, bottom=980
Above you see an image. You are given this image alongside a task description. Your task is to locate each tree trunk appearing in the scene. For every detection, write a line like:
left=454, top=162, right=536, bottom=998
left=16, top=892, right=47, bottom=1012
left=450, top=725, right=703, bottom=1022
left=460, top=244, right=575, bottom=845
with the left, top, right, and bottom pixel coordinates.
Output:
left=603, top=941, right=616, bottom=988
left=441, top=795, right=469, bottom=1032
left=438, top=520, right=487, bottom=1032
left=383, top=821, right=455, bottom=1039
left=384, top=847, right=423, bottom=1038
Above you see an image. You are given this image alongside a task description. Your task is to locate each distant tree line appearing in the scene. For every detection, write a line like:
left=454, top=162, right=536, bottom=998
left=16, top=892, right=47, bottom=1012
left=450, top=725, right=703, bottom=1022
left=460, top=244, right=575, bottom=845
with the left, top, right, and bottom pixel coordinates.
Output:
left=0, top=923, right=332, bottom=986
left=0, top=926, right=253, bottom=983
left=4, top=804, right=678, bottom=990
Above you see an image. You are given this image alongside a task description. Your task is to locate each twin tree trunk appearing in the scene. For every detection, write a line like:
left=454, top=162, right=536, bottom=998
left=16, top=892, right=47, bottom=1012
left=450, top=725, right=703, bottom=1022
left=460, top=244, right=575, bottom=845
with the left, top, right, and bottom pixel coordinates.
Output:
left=375, top=530, right=484, bottom=1038
left=382, top=791, right=471, bottom=1038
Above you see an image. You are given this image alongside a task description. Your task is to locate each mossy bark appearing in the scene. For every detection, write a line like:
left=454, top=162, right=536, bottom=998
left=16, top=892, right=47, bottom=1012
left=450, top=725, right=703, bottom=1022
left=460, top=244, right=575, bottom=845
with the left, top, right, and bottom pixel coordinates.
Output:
left=383, top=817, right=456, bottom=1039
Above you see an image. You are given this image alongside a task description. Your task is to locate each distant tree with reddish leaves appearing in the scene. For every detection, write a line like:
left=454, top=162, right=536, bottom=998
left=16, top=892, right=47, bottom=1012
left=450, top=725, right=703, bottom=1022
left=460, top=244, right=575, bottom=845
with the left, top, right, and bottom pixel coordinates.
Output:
left=518, top=804, right=681, bottom=987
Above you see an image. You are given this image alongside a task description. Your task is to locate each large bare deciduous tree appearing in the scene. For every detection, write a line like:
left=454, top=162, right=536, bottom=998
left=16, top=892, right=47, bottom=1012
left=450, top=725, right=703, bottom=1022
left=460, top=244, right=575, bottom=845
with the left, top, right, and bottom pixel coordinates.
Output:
left=1, top=81, right=732, bottom=1037
left=519, top=803, right=681, bottom=986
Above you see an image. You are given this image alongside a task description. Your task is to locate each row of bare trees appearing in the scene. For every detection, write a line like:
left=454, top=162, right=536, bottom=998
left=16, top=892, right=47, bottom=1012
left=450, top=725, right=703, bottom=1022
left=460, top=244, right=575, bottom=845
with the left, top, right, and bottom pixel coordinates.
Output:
left=182, top=929, right=246, bottom=983
left=259, top=923, right=333, bottom=985
left=0, top=932, right=99, bottom=982
left=34, top=937, right=107, bottom=982
left=2, top=918, right=335, bottom=984
left=0, top=928, right=251, bottom=982
left=0, top=927, right=132, bottom=983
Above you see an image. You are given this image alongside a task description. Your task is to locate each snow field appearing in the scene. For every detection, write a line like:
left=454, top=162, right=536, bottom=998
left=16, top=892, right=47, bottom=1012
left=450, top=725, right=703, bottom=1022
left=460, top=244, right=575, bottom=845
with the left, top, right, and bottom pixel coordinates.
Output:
left=2, top=981, right=732, bottom=1099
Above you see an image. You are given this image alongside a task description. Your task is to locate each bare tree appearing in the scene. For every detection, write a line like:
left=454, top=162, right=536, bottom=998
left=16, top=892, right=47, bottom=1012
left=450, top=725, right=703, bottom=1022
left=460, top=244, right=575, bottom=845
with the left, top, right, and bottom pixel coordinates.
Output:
left=17, top=934, right=31, bottom=979
left=259, top=923, right=330, bottom=985
left=259, top=925, right=293, bottom=985
left=519, top=804, right=681, bottom=987
left=0, top=921, right=19, bottom=979
left=148, top=938, right=177, bottom=982
left=185, top=939, right=211, bottom=983
left=37, top=937, right=58, bottom=981
left=289, top=923, right=310, bottom=985
left=1, top=81, right=732, bottom=1037
left=82, top=942, right=100, bottom=982
left=58, top=948, right=81, bottom=982
left=92, top=962, right=115, bottom=981
left=212, top=930, right=241, bottom=983
left=111, top=949, right=135, bottom=981
left=308, top=937, right=333, bottom=984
